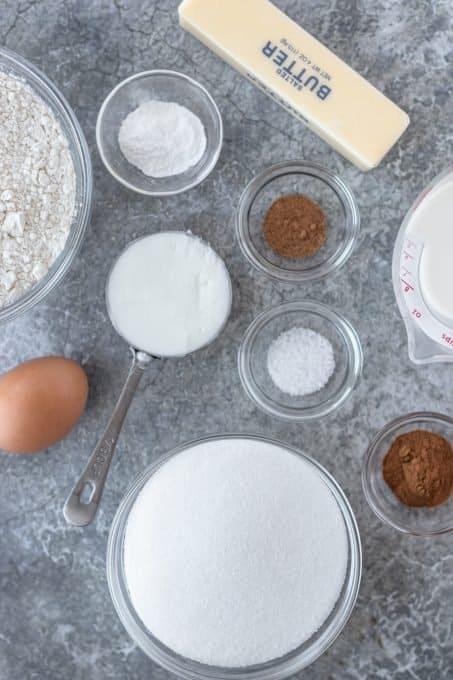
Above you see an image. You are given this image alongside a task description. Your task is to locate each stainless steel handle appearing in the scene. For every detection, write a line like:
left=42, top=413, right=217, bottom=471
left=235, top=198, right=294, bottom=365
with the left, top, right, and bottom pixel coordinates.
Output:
left=63, top=348, right=152, bottom=527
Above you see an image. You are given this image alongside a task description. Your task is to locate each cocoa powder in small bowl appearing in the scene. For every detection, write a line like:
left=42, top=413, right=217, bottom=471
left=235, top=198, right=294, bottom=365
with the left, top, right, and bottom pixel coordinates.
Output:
left=382, top=429, right=453, bottom=508
left=263, top=194, right=327, bottom=259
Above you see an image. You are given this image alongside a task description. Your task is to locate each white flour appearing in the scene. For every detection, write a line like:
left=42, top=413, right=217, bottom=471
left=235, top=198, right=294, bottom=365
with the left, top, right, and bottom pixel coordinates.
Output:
left=0, top=71, right=75, bottom=306
left=118, top=100, right=206, bottom=177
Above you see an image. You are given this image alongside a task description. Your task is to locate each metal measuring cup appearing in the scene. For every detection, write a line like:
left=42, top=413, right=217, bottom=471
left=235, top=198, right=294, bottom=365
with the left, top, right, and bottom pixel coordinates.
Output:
left=64, top=233, right=232, bottom=527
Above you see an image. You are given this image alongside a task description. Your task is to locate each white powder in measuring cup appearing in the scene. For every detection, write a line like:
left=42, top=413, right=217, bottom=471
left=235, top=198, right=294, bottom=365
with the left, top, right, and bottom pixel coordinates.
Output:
left=123, top=438, right=348, bottom=667
left=118, top=100, right=206, bottom=177
left=267, top=326, right=335, bottom=396
left=0, top=71, right=75, bottom=306
left=107, top=231, right=231, bottom=357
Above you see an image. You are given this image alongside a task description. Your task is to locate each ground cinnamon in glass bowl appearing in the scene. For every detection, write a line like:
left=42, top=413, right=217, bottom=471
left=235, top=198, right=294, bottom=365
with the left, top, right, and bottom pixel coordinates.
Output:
left=383, top=430, right=453, bottom=508
left=362, top=412, right=453, bottom=535
left=235, top=161, right=360, bottom=283
left=263, top=194, right=326, bottom=258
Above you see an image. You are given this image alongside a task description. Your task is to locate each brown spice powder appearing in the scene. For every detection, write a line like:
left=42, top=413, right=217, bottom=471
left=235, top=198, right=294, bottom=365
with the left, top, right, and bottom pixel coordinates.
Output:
left=382, top=429, right=453, bottom=508
left=263, top=194, right=326, bottom=258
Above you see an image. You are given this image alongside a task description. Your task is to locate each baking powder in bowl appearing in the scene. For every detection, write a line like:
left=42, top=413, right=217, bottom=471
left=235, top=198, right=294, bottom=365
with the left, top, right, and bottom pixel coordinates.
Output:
left=123, top=438, right=348, bottom=667
left=107, top=231, right=231, bottom=357
left=118, top=100, right=206, bottom=178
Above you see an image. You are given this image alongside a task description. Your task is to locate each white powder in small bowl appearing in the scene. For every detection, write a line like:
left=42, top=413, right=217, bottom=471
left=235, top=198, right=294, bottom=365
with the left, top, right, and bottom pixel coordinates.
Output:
left=123, top=438, right=349, bottom=667
left=267, top=326, right=335, bottom=396
left=118, top=100, right=206, bottom=178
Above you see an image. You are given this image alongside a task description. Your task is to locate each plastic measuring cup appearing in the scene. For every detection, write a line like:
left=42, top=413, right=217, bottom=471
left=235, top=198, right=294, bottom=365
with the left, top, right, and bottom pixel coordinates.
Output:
left=392, top=166, right=453, bottom=364
left=64, top=232, right=232, bottom=526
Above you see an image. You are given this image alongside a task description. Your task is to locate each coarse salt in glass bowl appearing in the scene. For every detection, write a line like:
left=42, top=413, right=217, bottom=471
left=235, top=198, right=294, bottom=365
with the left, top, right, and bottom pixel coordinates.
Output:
left=107, top=434, right=362, bottom=680
left=96, top=70, right=223, bottom=196
left=0, top=47, right=92, bottom=323
left=235, top=160, right=360, bottom=282
left=362, top=412, right=453, bottom=536
left=238, top=300, right=363, bottom=421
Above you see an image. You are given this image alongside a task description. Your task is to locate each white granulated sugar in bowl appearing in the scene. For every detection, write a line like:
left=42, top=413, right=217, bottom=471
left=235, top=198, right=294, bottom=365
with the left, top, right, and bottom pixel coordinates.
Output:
left=0, top=71, right=75, bottom=306
left=267, top=326, right=336, bottom=396
left=123, top=438, right=348, bottom=667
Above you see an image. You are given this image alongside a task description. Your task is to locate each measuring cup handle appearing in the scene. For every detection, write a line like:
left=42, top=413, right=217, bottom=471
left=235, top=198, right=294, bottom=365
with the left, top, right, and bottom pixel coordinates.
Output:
left=63, top=348, right=152, bottom=527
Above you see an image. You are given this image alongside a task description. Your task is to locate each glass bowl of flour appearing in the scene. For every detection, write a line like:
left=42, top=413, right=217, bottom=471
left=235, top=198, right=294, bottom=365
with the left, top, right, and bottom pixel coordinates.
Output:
left=96, top=70, right=223, bottom=196
left=107, top=435, right=361, bottom=679
left=0, top=48, right=92, bottom=323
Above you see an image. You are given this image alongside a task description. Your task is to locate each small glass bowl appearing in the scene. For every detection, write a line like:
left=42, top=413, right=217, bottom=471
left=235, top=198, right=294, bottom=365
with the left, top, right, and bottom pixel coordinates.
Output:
left=362, top=412, right=453, bottom=536
left=236, top=161, right=360, bottom=282
left=0, top=47, right=92, bottom=323
left=96, top=70, right=223, bottom=196
left=238, top=300, right=363, bottom=421
left=107, top=434, right=362, bottom=680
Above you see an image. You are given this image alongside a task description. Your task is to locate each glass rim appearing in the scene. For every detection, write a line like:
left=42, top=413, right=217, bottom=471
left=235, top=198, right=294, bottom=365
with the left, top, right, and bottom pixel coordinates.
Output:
left=362, top=410, right=453, bottom=536
left=106, top=433, right=362, bottom=680
left=238, top=300, right=363, bottom=421
left=0, top=46, right=93, bottom=324
left=235, top=160, right=360, bottom=283
left=95, top=69, right=223, bottom=197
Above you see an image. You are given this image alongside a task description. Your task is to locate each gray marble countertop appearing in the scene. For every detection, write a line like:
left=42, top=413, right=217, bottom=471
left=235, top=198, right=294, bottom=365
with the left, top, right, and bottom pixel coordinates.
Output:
left=1, top=1, right=452, bottom=678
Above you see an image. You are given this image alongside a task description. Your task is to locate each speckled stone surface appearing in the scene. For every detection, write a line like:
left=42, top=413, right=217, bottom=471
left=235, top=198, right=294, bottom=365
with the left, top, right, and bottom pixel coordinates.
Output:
left=0, top=1, right=452, bottom=678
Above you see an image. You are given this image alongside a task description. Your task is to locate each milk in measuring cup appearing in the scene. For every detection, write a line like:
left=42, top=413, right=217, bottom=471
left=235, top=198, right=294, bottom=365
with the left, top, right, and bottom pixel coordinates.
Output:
left=410, top=176, right=453, bottom=325
left=393, top=168, right=453, bottom=362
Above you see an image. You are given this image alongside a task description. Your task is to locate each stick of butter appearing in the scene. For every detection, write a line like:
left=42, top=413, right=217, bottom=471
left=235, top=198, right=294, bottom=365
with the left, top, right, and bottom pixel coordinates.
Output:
left=179, top=0, right=409, bottom=171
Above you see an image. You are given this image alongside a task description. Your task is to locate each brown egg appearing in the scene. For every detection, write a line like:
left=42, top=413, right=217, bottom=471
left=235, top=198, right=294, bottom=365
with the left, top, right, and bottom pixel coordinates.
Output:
left=0, top=356, right=88, bottom=454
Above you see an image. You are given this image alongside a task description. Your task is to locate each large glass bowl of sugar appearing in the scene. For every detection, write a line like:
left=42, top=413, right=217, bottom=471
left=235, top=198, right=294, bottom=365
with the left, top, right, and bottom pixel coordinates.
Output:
left=107, top=435, right=361, bottom=679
